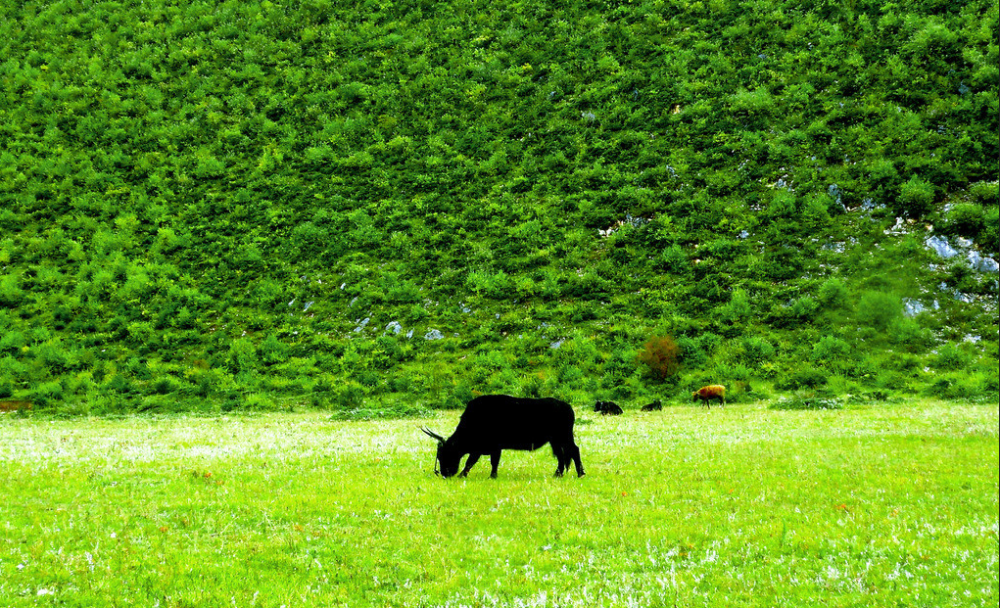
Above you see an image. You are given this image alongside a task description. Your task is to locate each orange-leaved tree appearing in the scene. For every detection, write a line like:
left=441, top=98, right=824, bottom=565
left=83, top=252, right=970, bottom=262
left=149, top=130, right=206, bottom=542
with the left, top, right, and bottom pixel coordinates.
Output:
left=637, top=335, right=681, bottom=382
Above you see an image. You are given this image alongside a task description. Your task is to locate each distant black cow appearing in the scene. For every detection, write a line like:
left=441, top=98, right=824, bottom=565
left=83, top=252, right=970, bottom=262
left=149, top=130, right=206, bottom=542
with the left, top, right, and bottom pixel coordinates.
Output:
left=421, top=395, right=585, bottom=479
left=640, top=400, right=662, bottom=411
left=593, top=400, right=624, bottom=415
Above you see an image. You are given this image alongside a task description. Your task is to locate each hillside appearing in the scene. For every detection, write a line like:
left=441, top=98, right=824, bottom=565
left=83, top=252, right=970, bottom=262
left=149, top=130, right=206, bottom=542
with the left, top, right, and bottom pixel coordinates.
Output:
left=1, top=0, right=997, bottom=415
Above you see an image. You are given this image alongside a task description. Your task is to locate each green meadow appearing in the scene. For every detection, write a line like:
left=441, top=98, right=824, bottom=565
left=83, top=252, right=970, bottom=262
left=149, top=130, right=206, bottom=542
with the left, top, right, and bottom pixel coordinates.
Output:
left=2, top=399, right=996, bottom=607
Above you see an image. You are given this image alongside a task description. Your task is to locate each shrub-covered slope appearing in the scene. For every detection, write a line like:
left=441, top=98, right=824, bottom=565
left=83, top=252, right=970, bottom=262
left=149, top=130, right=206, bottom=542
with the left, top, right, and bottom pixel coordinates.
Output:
left=1, top=0, right=997, bottom=413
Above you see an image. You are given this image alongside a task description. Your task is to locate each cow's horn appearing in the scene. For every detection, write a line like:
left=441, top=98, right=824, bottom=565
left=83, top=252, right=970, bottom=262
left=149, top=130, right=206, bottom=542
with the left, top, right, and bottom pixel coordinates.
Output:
left=420, top=427, right=446, bottom=444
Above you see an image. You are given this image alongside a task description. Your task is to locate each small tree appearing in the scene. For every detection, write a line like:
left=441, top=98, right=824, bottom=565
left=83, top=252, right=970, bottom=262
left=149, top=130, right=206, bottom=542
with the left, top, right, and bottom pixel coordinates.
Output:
left=637, top=335, right=681, bottom=383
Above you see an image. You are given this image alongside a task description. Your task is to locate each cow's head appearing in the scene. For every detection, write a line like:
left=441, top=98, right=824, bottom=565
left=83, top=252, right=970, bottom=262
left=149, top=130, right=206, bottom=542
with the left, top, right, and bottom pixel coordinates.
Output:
left=420, top=428, right=461, bottom=478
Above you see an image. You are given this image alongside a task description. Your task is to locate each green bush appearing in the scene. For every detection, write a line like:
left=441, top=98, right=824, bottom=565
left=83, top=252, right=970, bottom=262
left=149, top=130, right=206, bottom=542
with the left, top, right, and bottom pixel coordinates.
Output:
left=942, top=203, right=985, bottom=239
left=811, top=335, right=851, bottom=362
left=676, top=333, right=720, bottom=371
left=934, top=343, right=970, bottom=371
left=29, top=381, right=65, bottom=409
left=817, top=278, right=850, bottom=309
left=742, top=336, right=775, bottom=365
left=0, top=330, right=26, bottom=354
left=858, top=291, right=903, bottom=332
left=0, top=378, right=13, bottom=399
left=0, top=274, right=25, bottom=308
left=715, top=289, right=752, bottom=323
left=872, top=370, right=909, bottom=391
left=980, top=206, right=1000, bottom=253
left=770, top=395, right=844, bottom=411
left=968, top=181, right=999, bottom=205
left=227, top=338, right=259, bottom=375
left=897, top=176, right=935, bottom=218
left=775, top=367, right=829, bottom=390
left=151, top=376, right=180, bottom=395
left=660, top=245, right=689, bottom=274
left=260, top=334, right=290, bottom=365
left=924, top=373, right=990, bottom=400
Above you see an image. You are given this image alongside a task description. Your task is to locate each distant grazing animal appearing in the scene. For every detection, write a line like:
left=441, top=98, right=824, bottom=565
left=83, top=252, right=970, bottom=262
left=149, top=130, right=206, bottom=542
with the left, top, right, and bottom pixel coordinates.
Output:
left=593, top=400, right=624, bottom=415
left=640, top=400, right=662, bottom=412
left=421, top=395, right=584, bottom=479
left=692, top=385, right=726, bottom=409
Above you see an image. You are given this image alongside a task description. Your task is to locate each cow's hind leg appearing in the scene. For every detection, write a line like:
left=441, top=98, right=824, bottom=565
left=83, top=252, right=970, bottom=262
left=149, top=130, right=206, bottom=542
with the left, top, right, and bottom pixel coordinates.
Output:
left=552, top=444, right=567, bottom=477
left=488, top=450, right=503, bottom=478
left=569, top=443, right=585, bottom=477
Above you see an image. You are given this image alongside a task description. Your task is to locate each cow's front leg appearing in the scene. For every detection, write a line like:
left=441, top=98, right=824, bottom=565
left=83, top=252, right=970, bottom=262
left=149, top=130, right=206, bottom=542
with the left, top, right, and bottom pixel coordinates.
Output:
left=459, top=453, right=481, bottom=477
left=489, top=450, right=502, bottom=478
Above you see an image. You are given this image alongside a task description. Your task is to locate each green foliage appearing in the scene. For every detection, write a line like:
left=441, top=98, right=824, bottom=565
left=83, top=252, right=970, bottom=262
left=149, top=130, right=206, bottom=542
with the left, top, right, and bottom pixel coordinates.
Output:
left=660, top=245, right=689, bottom=274
left=259, top=334, right=290, bottom=366
left=715, top=289, right=752, bottom=323
left=775, top=367, right=830, bottom=391
left=741, top=336, right=775, bottom=366
left=226, top=339, right=259, bottom=377
left=857, top=291, right=903, bottom=332
left=897, top=176, right=936, bottom=218
left=769, top=395, right=844, bottom=411
left=817, top=278, right=849, bottom=310
left=811, top=335, right=851, bottom=362
left=934, top=342, right=971, bottom=371
left=0, top=0, right=996, bottom=412
left=923, top=371, right=995, bottom=401
left=0, top=274, right=24, bottom=308
left=980, top=206, right=1000, bottom=254
left=942, top=203, right=986, bottom=239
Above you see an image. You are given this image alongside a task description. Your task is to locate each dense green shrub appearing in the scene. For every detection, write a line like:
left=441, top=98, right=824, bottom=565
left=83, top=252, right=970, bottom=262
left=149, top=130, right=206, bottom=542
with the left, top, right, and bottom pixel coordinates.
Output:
left=0, top=378, right=13, bottom=399
left=260, top=334, right=291, bottom=366
left=741, top=336, right=775, bottom=366
left=889, top=317, right=933, bottom=350
left=857, top=291, right=903, bottom=332
left=811, top=336, right=851, bottom=362
left=0, top=275, right=24, bottom=308
left=979, top=206, right=999, bottom=254
left=934, top=343, right=970, bottom=371
left=942, top=204, right=986, bottom=239
left=770, top=395, right=844, bottom=411
left=924, top=372, right=992, bottom=401
left=896, top=176, right=936, bottom=218
left=227, top=339, right=259, bottom=376
left=660, top=245, right=689, bottom=274
left=775, top=367, right=829, bottom=390
left=817, top=278, right=850, bottom=310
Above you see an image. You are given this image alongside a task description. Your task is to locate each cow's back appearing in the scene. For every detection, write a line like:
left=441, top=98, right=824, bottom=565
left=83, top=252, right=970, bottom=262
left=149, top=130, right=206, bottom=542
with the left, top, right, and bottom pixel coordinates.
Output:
left=455, top=395, right=574, bottom=450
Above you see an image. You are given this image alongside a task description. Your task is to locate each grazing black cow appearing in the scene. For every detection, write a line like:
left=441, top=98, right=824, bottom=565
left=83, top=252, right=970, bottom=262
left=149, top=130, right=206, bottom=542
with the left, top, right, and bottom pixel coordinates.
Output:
left=421, top=395, right=585, bottom=479
left=593, top=400, right=623, bottom=415
left=640, top=399, right=662, bottom=411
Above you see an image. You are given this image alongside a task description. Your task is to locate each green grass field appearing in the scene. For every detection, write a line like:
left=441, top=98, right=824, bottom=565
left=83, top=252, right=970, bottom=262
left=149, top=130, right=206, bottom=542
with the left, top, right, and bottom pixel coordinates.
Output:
left=2, top=400, right=997, bottom=607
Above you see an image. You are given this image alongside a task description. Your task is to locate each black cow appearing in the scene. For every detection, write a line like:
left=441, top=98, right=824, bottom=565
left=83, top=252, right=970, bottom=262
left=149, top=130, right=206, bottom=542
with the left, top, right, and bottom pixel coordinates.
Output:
left=593, top=400, right=623, bottom=415
left=421, top=395, right=585, bottom=479
left=640, top=400, right=662, bottom=411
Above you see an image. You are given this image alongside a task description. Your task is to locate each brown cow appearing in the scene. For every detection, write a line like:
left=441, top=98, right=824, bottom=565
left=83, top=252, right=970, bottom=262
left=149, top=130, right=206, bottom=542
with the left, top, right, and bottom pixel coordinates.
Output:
left=692, top=385, right=726, bottom=409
